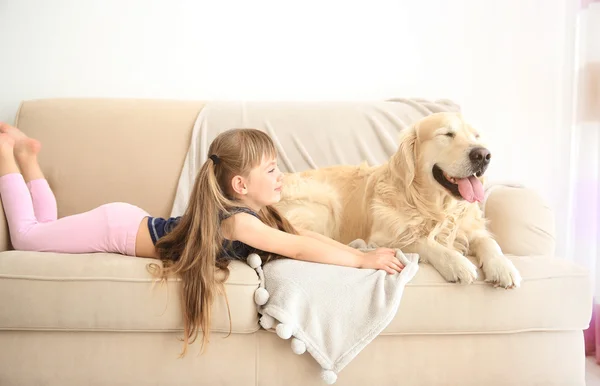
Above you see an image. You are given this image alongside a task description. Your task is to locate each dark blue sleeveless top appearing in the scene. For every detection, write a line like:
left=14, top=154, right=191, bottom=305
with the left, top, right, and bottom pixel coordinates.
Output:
left=147, top=207, right=260, bottom=261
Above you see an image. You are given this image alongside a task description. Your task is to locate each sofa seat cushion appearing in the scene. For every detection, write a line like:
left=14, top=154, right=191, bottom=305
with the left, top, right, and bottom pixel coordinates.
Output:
left=384, top=255, right=592, bottom=335
left=1, top=252, right=591, bottom=337
left=0, top=251, right=260, bottom=333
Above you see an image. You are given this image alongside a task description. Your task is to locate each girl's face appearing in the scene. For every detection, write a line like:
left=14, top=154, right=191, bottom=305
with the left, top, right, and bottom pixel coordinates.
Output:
left=232, top=155, right=283, bottom=210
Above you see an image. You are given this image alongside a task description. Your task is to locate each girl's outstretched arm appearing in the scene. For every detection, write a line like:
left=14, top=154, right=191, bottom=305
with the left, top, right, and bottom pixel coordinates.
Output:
left=227, top=213, right=402, bottom=274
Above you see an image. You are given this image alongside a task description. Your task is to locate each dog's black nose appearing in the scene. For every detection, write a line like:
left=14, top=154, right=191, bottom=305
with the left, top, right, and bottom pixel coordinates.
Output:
left=469, top=147, right=491, bottom=165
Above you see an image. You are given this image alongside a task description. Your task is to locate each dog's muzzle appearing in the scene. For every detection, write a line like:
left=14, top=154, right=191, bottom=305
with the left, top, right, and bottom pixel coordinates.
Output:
left=469, top=147, right=491, bottom=177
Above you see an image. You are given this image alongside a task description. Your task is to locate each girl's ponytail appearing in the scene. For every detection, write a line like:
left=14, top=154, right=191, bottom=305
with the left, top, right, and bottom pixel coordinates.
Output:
left=153, top=158, right=231, bottom=356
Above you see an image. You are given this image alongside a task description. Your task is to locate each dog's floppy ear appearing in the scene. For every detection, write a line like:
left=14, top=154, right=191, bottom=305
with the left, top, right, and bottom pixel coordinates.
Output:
left=392, top=126, right=417, bottom=185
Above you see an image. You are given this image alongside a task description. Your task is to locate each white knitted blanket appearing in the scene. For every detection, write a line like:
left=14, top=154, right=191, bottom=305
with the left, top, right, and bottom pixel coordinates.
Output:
left=247, top=239, right=419, bottom=384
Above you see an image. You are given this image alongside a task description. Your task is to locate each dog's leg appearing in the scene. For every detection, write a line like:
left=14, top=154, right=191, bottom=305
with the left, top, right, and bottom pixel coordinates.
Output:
left=469, top=231, right=522, bottom=289
left=407, top=238, right=479, bottom=284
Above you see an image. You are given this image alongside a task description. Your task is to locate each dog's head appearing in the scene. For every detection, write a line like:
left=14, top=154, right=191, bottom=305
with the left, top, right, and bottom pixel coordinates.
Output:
left=393, top=112, right=490, bottom=203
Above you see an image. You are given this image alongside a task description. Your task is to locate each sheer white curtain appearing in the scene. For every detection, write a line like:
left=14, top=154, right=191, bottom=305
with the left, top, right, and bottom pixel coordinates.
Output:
left=571, top=0, right=600, bottom=361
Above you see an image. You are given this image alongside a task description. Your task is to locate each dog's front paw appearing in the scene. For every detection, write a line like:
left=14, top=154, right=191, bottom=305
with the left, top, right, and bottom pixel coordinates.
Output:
left=436, top=253, right=478, bottom=284
left=482, top=256, right=522, bottom=289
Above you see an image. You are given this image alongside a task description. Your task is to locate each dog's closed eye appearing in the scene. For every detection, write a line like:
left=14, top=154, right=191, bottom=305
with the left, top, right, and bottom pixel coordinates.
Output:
left=444, top=132, right=455, bottom=138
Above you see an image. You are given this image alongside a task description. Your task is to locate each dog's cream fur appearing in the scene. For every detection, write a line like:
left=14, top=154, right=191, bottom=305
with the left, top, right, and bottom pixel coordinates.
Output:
left=274, top=112, right=521, bottom=288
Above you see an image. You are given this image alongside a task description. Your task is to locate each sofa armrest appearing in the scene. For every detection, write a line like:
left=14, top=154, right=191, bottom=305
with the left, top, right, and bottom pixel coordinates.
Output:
left=483, top=185, right=555, bottom=256
left=0, top=201, right=11, bottom=252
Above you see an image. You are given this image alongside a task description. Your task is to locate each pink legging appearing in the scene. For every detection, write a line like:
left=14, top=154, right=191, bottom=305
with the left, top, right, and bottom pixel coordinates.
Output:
left=0, top=173, right=149, bottom=256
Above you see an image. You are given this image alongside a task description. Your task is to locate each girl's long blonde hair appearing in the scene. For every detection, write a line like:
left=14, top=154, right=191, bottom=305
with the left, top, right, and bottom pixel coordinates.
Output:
left=148, top=128, right=297, bottom=357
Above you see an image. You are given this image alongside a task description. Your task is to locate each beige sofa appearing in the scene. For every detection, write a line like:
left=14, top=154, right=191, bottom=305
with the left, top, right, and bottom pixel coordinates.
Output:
left=0, top=98, right=592, bottom=386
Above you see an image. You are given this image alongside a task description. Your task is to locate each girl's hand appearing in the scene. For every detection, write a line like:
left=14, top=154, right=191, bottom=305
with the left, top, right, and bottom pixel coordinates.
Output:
left=360, top=248, right=404, bottom=274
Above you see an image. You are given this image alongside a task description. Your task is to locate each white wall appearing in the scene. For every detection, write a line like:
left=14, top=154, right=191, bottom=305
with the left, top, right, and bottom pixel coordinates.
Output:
left=0, top=0, right=576, bottom=256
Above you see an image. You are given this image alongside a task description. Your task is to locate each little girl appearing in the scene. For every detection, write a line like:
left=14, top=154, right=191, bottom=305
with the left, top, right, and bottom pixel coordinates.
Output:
left=0, top=122, right=403, bottom=355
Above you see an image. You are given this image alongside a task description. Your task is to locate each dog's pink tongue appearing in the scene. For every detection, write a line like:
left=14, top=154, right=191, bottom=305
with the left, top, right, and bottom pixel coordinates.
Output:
left=456, top=175, right=484, bottom=203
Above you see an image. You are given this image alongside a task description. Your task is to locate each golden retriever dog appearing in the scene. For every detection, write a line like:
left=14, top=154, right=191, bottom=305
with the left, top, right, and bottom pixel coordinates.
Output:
left=274, top=112, right=521, bottom=288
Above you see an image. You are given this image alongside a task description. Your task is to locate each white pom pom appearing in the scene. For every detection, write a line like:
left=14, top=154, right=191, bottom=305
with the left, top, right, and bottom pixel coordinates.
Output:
left=276, top=323, right=293, bottom=339
left=291, top=338, right=306, bottom=354
left=259, top=314, right=275, bottom=330
left=321, top=370, right=337, bottom=384
left=254, top=287, right=270, bottom=305
left=247, top=253, right=262, bottom=269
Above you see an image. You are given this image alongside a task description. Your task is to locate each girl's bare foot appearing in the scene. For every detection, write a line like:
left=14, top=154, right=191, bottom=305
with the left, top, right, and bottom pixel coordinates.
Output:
left=14, top=138, right=41, bottom=161
left=0, top=133, right=20, bottom=176
left=0, top=122, right=27, bottom=141
left=0, top=133, right=16, bottom=154
left=0, top=122, right=41, bottom=159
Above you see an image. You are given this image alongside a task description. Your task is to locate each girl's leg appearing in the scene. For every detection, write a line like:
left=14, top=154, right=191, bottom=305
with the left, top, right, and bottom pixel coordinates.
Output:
left=0, top=135, right=19, bottom=178
left=11, top=199, right=151, bottom=256
left=0, top=122, right=57, bottom=223
left=26, top=179, right=57, bottom=223
left=0, top=134, right=38, bottom=245
left=0, top=134, right=152, bottom=256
